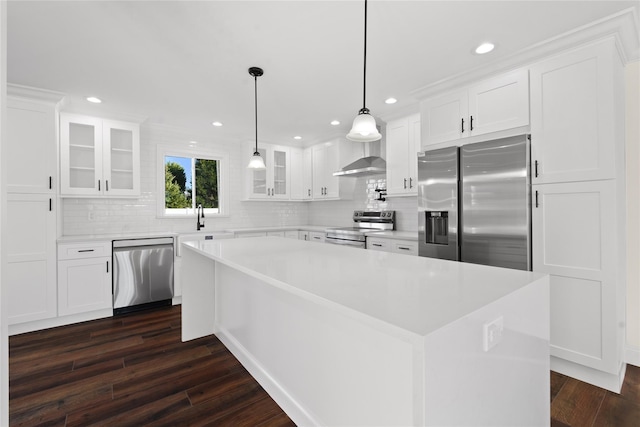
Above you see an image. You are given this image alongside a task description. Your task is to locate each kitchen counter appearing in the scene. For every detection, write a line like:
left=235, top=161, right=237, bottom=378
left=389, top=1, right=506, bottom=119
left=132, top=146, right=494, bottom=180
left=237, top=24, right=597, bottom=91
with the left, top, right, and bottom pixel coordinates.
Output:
left=57, top=231, right=178, bottom=243
left=181, top=237, right=550, bottom=426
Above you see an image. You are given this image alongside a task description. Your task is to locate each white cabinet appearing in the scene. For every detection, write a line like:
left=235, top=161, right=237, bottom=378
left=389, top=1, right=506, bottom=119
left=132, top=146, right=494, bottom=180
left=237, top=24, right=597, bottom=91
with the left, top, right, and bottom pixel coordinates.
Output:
left=532, top=181, right=621, bottom=375
left=299, top=231, right=309, bottom=241
left=235, top=231, right=267, bottom=238
left=291, top=147, right=313, bottom=200
left=6, top=194, right=57, bottom=325
left=386, top=113, right=420, bottom=196
left=245, top=143, right=290, bottom=200
left=60, top=113, right=140, bottom=197
left=57, top=241, right=112, bottom=316
left=267, top=231, right=285, bottom=237
left=309, top=232, right=325, bottom=243
left=6, top=96, right=57, bottom=194
left=367, top=237, right=418, bottom=256
left=530, top=39, right=618, bottom=184
left=312, top=138, right=357, bottom=200
left=284, top=230, right=299, bottom=239
left=421, top=68, right=529, bottom=147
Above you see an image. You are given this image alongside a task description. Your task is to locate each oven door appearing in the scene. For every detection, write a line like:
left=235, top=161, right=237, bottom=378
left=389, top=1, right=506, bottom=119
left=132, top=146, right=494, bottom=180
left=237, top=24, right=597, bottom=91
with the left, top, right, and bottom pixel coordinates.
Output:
left=325, top=237, right=366, bottom=249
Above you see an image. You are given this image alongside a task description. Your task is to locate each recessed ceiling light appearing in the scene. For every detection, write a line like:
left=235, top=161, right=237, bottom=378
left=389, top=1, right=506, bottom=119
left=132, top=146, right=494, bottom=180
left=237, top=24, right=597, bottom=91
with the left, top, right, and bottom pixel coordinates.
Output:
left=211, top=121, right=223, bottom=127
left=385, top=97, right=397, bottom=104
left=189, top=140, right=198, bottom=144
left=475, top=42, right=495, bottom=55
left=331, top=120, right=340, bottom=126
left=86, top=96, right=102, bottom=103
left=293, top=136, right=302, bottom=140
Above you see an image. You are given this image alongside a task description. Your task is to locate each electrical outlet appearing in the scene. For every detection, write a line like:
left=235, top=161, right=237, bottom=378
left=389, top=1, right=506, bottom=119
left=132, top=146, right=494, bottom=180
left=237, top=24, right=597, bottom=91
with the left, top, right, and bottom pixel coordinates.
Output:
left=483, top=316, right=504, bottom=352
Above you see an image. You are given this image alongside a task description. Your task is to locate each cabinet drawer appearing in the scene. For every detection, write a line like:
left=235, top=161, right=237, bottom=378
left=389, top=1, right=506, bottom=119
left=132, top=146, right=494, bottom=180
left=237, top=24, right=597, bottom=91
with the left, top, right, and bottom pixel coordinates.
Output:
left=392, top=241, right=418, bottom=256
left=58, top=241, right=112, bottom=260
left=367, top=238, right=390, bottom=252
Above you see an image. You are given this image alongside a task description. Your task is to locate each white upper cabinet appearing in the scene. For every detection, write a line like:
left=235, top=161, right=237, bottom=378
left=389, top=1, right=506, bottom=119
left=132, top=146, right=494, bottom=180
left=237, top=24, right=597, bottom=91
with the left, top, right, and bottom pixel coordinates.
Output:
left=291, top=147, right=313, bottom=200
left=245, top=143, right=290, bottom=200
left=421, top=68, right=529, bottom=147
left=60, top=113, right=140, bottom=197
left=386, top=113, right=420, bottom=196
left=6, top=95, right=58, bottom=194
left=312, top=139, right=353, bottom=200
left=530, top=39, right=618, bottom=184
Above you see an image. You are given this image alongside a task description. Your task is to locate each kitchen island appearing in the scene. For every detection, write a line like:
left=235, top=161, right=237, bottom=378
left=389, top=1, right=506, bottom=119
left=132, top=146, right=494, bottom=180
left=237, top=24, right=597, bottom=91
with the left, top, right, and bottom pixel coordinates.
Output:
left=181, top=237, right=550, bottom=426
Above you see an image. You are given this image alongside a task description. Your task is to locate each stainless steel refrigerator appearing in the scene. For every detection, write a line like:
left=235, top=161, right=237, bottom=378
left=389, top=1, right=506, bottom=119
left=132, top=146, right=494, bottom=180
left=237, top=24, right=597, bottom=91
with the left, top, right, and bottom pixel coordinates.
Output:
left=417, top=134, right=532, bottom=271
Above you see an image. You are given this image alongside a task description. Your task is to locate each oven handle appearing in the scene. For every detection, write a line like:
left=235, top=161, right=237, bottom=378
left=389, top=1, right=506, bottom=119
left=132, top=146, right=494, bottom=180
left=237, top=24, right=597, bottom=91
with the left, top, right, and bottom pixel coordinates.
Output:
left=325, top=237, right=366, bottom=248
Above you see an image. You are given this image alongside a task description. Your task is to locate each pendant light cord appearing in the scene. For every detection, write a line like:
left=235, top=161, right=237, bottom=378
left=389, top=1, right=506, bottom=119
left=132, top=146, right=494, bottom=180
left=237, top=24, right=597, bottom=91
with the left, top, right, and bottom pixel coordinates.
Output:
left=254, top=74, right=259, bottom=154
left=362, top=0, right=368, bottom=112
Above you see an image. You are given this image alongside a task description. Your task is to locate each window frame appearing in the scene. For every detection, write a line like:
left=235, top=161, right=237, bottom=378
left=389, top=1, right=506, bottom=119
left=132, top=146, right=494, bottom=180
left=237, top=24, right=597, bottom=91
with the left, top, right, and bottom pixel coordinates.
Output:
left=156, top=144, right=229, bottom=218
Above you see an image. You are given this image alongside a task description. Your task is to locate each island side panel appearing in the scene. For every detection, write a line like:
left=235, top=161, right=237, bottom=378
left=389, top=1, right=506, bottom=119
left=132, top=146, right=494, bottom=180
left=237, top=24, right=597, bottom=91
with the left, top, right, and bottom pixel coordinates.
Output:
left=422, top=275, right=550, bottom=426
left=181, top=246, right=216, bottom=341
left=214, top=263, right=418, bottom=427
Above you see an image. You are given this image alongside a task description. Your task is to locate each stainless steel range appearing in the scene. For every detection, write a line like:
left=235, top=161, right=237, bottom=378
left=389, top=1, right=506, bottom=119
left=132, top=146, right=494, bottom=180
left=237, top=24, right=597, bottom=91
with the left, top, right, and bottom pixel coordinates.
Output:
left=326, top=210, right=395, bottom=249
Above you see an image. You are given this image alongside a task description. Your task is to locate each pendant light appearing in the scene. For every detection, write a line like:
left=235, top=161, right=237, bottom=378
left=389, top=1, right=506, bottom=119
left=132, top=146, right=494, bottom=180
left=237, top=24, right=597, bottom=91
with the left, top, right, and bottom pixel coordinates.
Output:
left=247, top=66, right=267, bottom=169
left=347, top=0, right=381, bottom=142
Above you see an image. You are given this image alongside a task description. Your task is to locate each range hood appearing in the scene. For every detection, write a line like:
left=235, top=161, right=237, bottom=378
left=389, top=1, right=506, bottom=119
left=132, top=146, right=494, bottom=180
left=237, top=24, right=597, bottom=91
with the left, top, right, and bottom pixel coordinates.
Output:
left=333, top=140, right=386, bottom=177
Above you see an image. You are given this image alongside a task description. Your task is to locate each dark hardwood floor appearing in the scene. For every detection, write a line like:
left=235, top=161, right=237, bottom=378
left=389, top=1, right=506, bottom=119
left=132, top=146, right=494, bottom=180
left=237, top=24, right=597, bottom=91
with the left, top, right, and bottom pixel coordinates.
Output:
left=9, top=305, right=640, bottom=426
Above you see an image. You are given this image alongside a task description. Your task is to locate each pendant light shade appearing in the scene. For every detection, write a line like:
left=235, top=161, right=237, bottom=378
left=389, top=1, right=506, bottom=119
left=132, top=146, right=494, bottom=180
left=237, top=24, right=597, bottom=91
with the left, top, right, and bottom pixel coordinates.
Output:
left=247, top=66, right=267, bottom=170
left=347, top=0, right=381, bottom=143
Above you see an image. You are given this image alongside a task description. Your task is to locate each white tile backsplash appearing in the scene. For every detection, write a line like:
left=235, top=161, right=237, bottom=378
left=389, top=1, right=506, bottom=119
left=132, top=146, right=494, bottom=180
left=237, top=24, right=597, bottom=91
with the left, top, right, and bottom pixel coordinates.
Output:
left=62, top=124, right=417, bottom=236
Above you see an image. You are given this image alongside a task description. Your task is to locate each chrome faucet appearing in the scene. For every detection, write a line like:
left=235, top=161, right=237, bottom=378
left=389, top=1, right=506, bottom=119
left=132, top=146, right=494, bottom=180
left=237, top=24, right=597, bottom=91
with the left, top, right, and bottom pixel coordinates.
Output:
left=196, top=204, right=205, bottom=230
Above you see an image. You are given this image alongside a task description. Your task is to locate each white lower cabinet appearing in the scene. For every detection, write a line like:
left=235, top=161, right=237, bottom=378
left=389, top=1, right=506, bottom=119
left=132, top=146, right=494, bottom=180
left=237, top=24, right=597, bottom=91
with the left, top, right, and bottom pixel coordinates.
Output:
left=533, top=180, right=624, bottom=387
left=284, top=230, right=299, bottom=239
left=309, top=232, right=325, bottom=243
left=6, top=193, right=57, bottom=325
left=367, top=237, right=418, bottom=256
left=58, top=242, right=113, bottom=316
left=299, top=231, right=309, bottom=241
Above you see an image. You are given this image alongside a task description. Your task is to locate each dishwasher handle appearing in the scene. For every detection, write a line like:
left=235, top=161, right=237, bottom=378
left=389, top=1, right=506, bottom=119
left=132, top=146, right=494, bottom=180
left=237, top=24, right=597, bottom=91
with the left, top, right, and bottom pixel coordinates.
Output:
left=113, top=237, right=174, bottom=248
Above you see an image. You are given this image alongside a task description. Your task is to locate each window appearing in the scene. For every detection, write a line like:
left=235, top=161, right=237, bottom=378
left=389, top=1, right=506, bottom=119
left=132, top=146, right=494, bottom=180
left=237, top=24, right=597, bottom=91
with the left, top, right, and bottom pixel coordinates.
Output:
left=157, top=146, right=228, bottom=217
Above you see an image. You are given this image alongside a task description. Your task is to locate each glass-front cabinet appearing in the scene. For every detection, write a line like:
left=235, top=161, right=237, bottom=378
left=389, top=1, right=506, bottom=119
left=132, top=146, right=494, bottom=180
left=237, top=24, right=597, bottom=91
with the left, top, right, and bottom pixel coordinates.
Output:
left=246, top=143, right=290, bottom=200
left=60, top=113, right=140, bottom=197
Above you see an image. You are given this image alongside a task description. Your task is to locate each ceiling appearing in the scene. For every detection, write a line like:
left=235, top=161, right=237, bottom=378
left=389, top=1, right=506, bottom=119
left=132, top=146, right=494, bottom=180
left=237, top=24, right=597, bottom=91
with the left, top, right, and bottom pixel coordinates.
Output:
left=7, top=1, right=639, bottom=147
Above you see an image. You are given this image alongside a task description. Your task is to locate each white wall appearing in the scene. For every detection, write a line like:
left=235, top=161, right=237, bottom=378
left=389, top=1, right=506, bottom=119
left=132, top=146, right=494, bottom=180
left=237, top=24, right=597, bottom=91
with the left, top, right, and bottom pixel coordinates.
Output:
left=626, top=60, right=640, bottom=366
left=0, top=1, right=8, bottom=423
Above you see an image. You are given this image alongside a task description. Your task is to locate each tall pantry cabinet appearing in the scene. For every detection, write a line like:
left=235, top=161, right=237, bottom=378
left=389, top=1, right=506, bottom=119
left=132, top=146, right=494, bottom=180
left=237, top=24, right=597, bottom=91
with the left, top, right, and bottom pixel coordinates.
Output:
left=530, top=38, right=626, bottom=391
left=5, top=86, right=63, bottom=325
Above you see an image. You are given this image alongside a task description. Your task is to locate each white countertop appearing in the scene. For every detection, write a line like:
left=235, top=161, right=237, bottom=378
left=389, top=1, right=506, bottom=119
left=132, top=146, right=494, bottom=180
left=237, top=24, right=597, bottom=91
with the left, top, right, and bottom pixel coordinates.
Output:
left=183, top=237, right=546, bottom=337
left=57, top=231, right=178, bottom=243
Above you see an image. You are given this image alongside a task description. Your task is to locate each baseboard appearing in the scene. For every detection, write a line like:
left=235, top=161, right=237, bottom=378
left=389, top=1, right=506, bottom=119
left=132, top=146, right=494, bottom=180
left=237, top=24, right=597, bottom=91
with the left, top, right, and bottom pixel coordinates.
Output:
left=551, top=356, right=626, bottom=393
left=626, top=345, right=640, bottom=367
left=215, top=328, right=317, bottom=427
left=8, top=308, right=113, bottom=336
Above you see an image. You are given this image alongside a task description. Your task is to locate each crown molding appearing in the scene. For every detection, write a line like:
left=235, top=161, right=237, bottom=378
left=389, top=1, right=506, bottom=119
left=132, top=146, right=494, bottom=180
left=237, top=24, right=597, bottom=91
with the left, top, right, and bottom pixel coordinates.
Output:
left=411, top=7, right=640, bottom=100
left=7, top=83, right=65, bottom=104
left=60, top=98, right=148, bottom=124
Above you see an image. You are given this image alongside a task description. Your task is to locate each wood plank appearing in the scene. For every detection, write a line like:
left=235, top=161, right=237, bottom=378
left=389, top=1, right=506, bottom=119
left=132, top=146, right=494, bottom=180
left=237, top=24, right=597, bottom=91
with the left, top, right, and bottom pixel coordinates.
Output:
left=550, top=377, right=606, bottom=426
left=592, top=392, right=640, bottom=427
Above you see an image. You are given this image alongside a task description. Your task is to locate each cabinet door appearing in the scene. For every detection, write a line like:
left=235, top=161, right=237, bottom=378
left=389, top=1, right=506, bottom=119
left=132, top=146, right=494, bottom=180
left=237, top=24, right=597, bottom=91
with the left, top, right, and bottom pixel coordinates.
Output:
left=530, top=40, right=617, bottom=183
left=309, top=232, right=325, bottom=243
left=60, top=113, right=103, bottom=195
left=6, top=98, right=56, bottom=194
left=102, top=120, right=140, bottom=196
left=386, top=117, right=410, bottom=196
left=532, top=181, right=620, bottom=373
left=367, top=238, right=390, bottom=252
left=58, top=257, right=112, bottom=316
left=467, top=68, right=529, bottom=136
left=323, top=141, right=341, bottom=198
left=392, top=240, right=418, bottom=256
left=299, top=231, right=309, bottom=241
left=302, top=147, right=313, bottom=200
left=407, top=114, right=420, bottom=191
left=247, top=147, right=269, bottom=199
left=6, top=194, right=57, bottom=324
left=290, top=148, right=304, bottom=200
left=271, top=146, right=290, bottom=199
left=312, top=144, right=327, bottom=198
left=420, top=90, right=467, bottom=147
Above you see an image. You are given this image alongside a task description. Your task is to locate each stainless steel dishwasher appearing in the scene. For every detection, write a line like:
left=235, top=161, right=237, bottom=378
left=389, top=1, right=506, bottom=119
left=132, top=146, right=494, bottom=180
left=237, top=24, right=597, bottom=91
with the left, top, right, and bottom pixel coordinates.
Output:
left=112, top=237, right=174, bottom=314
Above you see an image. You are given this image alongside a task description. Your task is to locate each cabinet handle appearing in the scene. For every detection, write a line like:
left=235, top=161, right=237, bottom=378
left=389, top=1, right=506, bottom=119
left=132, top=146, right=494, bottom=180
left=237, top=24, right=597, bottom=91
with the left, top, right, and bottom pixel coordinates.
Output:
left=534, top=160, right=539, bottom=178
left=98, top=180, right=101, bottom=191
left=403, top=178, right=407, bottom=189
left=308, top=189, right=311, bottom=197
left=535, top=190, right=539, bottom=208
left=372, top=243, right=382, bottom=247
left=49, top=176, right=52, bottom=190
left=49, top=198, right=52, bottom=212
left=409, top=178, right=413, bottom=189
left=78, top=249, right=95, bottom=253
left=461, top=117, right=465, bottom=133
left=106, top=180, right=109, bottom=191
left=106, top=261, right=109, bottom=273
left=470, top=115, right=474, bottom=131
left=398, top=246, right=410, bottom=251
